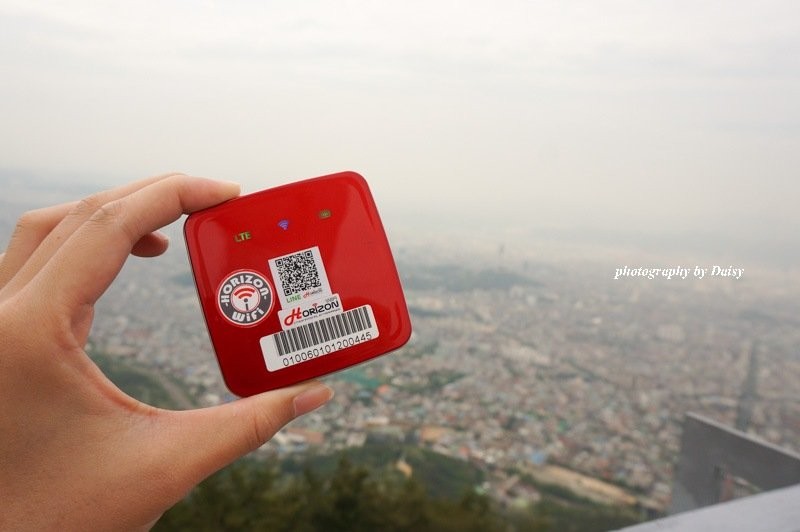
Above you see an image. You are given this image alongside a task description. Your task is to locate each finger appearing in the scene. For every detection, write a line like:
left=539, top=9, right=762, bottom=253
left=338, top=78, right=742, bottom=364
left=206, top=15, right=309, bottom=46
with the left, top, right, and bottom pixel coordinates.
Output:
left=131, top=231, right=170, bottom=258
left=2, top=173, right=181, bottom=296
left=0, top=202, right=78, bottom=290
left=157, top=382, right=334, bottom=492
left=38, top=175, right=239, bottom=312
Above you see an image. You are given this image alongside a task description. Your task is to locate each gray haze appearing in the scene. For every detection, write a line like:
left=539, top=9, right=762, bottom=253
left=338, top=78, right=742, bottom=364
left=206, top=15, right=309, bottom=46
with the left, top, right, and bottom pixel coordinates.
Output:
left=1, top=1, right=799, bottom=264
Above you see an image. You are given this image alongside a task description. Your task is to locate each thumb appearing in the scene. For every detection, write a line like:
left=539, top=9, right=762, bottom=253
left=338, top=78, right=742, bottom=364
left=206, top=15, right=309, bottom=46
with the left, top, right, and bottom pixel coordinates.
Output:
left=157, top=381, right=334, bottom=491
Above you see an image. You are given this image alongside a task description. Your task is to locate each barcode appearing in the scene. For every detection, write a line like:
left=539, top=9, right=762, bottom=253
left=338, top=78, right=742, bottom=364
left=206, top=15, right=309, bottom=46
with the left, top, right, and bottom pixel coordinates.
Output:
left=275, top=306, right=371, bottom=355
left=260, top=305, right=380, bottom=371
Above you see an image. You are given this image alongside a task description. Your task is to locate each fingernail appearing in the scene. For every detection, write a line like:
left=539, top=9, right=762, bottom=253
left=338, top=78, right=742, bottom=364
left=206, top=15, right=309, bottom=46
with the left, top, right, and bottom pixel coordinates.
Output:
left=220, top=180, right=241, bottom=195
left=198, top=177, right=240, bottom=195
left=293, top=383, right=334, bottom=416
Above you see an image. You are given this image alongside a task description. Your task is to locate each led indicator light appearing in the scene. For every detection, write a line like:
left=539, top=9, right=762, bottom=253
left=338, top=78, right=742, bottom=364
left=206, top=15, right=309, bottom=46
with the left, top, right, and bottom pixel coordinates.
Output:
left=319, top=209, right=332, bottom=219
left=277, top=219, right=290, bottom=231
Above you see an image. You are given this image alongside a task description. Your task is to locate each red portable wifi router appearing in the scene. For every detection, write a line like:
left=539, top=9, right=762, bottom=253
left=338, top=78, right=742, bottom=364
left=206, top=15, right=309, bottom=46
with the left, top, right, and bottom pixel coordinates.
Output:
left=184, top=171, right=412, bottom=396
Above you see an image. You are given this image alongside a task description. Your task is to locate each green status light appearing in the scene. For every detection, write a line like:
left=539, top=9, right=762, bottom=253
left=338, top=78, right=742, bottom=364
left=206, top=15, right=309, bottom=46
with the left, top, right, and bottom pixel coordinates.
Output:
left=318, top=209, right=332, bottom=219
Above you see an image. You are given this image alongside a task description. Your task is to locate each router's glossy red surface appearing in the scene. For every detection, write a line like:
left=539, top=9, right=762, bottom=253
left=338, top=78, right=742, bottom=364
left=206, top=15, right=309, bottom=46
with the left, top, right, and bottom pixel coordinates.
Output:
left=184, top=171, right=411, bottom=396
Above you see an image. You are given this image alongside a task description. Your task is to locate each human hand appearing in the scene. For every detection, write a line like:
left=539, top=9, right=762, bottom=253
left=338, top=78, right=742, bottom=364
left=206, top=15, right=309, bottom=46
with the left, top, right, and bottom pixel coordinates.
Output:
left=0, top=174, right=334, bottom=531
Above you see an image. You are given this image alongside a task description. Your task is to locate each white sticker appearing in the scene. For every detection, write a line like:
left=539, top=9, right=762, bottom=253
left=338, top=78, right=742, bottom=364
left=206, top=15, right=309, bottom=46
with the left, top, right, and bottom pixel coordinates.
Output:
left=261, top=305, right=380, bottom=371
left=268, top=246, right=332, bottom=309
left=278, top=293, right=343, bottom=331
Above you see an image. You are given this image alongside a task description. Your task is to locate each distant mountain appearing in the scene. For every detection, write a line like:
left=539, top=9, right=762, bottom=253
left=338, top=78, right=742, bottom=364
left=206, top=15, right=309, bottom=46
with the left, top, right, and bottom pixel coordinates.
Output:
left=2, top=167, right=106, bottom=207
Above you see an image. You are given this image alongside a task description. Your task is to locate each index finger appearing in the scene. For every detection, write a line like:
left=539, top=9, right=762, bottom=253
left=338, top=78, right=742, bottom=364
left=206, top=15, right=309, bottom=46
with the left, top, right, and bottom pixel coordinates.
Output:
left=36, top=175, right=240, bottom=311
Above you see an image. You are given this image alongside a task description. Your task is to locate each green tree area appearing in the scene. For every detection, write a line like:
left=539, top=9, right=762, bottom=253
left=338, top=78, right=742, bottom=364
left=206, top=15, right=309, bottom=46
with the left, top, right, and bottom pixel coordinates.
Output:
left=282, top=443, right=483, bottom=501
left=156, top=454, right=641, bottom=532
left=89, top=351, right=177, bottom=408
left=88, top=350, right=194, bottom=410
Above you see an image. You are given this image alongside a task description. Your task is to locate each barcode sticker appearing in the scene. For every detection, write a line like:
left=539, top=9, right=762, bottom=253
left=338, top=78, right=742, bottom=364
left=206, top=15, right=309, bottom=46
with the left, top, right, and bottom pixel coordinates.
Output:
left=260, top=305, right=379, bottom=371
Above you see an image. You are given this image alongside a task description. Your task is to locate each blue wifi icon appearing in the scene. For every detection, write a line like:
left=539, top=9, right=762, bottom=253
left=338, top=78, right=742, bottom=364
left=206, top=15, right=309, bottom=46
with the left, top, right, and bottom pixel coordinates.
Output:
left=277, top=219, right=290, bottom=231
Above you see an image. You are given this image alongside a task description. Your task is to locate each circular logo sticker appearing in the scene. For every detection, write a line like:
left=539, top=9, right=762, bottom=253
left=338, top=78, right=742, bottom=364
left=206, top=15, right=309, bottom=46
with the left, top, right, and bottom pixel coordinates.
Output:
left=217, top=270, right=274, bottom=327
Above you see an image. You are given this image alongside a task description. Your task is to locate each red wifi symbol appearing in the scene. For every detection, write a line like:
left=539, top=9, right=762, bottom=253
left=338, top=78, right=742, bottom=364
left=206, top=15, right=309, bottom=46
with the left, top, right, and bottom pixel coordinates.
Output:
left=234, top=286, right=256, bottom=299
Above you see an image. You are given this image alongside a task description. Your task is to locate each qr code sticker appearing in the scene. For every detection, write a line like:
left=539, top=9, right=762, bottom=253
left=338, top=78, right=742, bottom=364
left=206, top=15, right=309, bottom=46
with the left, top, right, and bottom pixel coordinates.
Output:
left=274, top=250, right=321, bottom=297
left=268, top=246, right=332, bottom=308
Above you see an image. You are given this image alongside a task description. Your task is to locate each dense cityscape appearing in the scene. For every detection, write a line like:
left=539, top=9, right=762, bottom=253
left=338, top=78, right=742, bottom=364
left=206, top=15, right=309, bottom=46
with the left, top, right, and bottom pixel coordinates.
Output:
left=83, top=220, right=800, bottom=513
left=2, top=190, right=799, bottom=515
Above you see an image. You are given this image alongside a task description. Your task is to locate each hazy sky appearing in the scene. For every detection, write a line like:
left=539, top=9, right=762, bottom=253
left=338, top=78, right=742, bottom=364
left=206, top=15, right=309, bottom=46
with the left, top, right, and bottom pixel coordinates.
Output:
left=1, top=1, right=798, bottom=249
